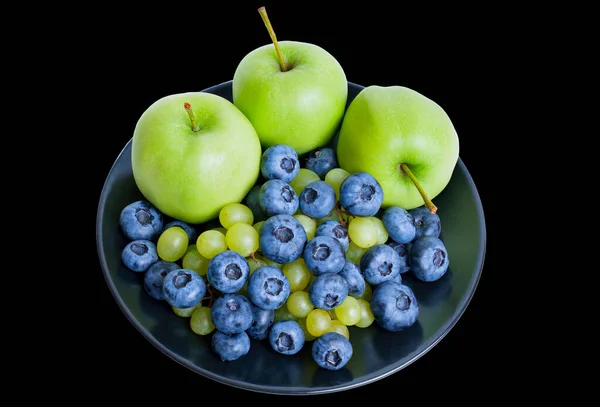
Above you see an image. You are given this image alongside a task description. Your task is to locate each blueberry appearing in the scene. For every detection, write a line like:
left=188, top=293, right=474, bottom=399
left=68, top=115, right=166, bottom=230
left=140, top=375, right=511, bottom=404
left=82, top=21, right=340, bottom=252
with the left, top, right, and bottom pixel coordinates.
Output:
left=259, top=179, right=299, bottom=217
left=143, top=260, right=179, bottom=300
left=211, top=331, right=251, bottom=362
left=305, top=148, right=338, bottom=179
left=207, top=250, right=250, bottom=294
left=119, top=200, right=163, bottom=241
left=315, top=220, right=349, bottom=251
left=162, top=220, right=198, bottom=243
left=359, top=244, right=402, bottom=286
left=244, top=184, right=267, bottom=222
left=162, top=269, right=206, bottom=308
left=121, top=239, right=159, bottom=272
left=312, top=332, right=353, bottom=371
left=269, top=320, right=305, bottom=355
left=409, top=236, right=449, bottom=282
left=246, top=304, right=275, bottom=340
left=338, top=261, right=365, bottom=296
left=409, top=207, right=442, bottom=240
left=211, top=293, right=254, bottom=335
left=259, top=214, right=307, bottom=264
left=261, top=144, right=300, bottom=183
left=390, top=272, right=403, bottom=285
left=247, top=266, right=291, bottom=310
left=370, top=282, right=419, bottom=331
left=299, top=180, right=336, bottom=219
left=382, top=206, right=416, bottom=244
left=308, top=273, right=348, bottom=310
left=303, top=235, right=346, bottom=276
left=387, top=241, right=411, bottom=274
left=339, top=172, right=384, bottom=217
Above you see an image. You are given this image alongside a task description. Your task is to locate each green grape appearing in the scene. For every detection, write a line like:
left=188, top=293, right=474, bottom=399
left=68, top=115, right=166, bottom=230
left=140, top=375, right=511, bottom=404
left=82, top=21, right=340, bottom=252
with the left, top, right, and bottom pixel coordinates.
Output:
left=316, top=209, right=342, bottom=225
left=212, top=227, right=228, bottom=235
left=196, top=230, right=228, bottom=259
left=274, top=302, right=299, bottom=322
left=348, top=217, right=378, bottom=249
left=290, top=168, right=320, bottom=196
left=256, top=254, right=283, bottom=269
left=328, top=319, right=350, bottom=339
left=219, top=203, right=254, bottom=229
left=298, top=318, right=316, bottom=341
left=334, top=296, right=361, bottom=326
left=282, top=258, right=311, bottom=292
left=190, top=306, right=215, bottom=335
left=355, top=298, right=375, bottom=328
left=184, top=244, right=198, bottom=255
left=353, top=282, right=373, bottom=302
left=306, top=309, right=332, bottom=337
left=286, top=291, right=314, bottom=318
left=182, top=247, right=210, bottom=276
left=226, top=222, right=259, bottom=257
left=247, top=257, right=267, bottom=273
left=157, top=227, right=189, bottom=262
left=305, top=273, right=317, bottom=292
left=253, top=221, right=265, bottom=235
left=345, top=241, right=368, bottom=264
left=324, top=168, right=351, bottom=200
left=293, top=214, right=317, bottom=240
left=172, top=302, right=202, bottom=317
left=368, top=216, right=389, bottom=245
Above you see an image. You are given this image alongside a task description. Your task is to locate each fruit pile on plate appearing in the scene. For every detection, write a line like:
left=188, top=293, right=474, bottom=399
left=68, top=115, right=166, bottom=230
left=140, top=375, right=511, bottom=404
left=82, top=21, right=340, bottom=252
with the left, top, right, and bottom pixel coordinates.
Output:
left=118, top=7, right=458, bottom=371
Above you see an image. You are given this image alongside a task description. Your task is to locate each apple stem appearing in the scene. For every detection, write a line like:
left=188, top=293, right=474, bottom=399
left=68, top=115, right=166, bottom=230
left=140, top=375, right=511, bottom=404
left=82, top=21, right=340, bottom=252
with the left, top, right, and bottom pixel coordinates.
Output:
left=258, top=6, right=287, bottom=72
left=184, top=102, right=200, bottom=132
left=399, top=163, right=438, bottom=214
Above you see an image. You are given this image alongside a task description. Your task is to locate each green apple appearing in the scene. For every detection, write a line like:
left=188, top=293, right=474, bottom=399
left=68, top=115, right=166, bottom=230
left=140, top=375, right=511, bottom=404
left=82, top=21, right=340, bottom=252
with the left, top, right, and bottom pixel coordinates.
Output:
left=232, top=7, right=347, bottom=155
left=336, top=85, right=459, bottom=212
left=131, top=92, right=262, bottom=224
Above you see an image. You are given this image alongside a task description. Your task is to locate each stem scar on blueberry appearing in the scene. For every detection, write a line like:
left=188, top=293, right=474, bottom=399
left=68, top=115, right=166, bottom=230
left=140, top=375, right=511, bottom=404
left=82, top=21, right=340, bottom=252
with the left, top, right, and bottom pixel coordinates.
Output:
left=258, top=6, right=287, bottom=72
left=398, top=163, right=438, bottom=214
left=184, top=102, right=200, bottom=132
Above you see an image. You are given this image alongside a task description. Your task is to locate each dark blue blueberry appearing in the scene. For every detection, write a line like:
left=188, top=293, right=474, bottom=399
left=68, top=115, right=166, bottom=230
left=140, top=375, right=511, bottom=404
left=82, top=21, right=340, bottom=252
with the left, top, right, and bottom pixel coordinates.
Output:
left=387, top=241, right=411, bottom=274
left=390, top=271, right=403, bottom=285
left=409, top=236, right=449, bottom=282
left=259, top=179, right=299, bottom=217
left=207, top=250, right=250, bottom=294
left=308, top=273, right=348, bottom=310
left=303, top=235, right=346, bottom=276
left=143, top=260, right=179, bottom=300
left=261, top=144, right=300, bottom=183
left=409, top=207, right=442, bottom=240
left=162, top=220, right=198, bottom=243
left=244, top=184, right=267, bottom=222
left=268, top=320, right=305, bottom=355
left=210, top=293, right=254, bottom=335
left=382, top=206, right=416, bottom=244
left=299, top=180, right=336, bottom=219
left=162, top=268, right=206, bottom=308
left=338, top=261, right=365, bottom=297
left=312, top=332, right=353, bottom=371
left=305, top=147, right=338, bottom=179
left=259, top=214, right=307, bottom=264
left=119, top=200, right=163, bottom=241
left=339, top=172, right=384, bottom=217
left=370, top=282, right=419, bottom=331
left=121, top=239, right=159, bottom=272
left=247, top=266, right=291, bottom=310
left=315, top=220, right=349, bottom=251
left=246, top=304, right=275, bottom=340
left=359, top=244, right=402, bottom=286
left=211, top=331, right=251, bottom=362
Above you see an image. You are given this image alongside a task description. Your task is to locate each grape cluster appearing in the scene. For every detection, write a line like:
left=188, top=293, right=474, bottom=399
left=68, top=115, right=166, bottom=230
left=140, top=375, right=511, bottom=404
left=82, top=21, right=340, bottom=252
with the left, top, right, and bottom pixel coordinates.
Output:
left=118, top=145, right=449, bottom=371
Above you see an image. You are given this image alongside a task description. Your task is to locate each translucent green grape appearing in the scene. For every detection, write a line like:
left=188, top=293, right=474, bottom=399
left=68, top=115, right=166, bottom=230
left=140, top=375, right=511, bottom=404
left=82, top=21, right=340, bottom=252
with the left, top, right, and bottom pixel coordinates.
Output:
left=348, top=217, right=378, bottom=249
left=196, top=230, right=228, bottom=259
left=226, top=222, right=259, bottom=257
left=324, top=168, right=350, bottom=200
left=306, top=309, right=331, bottom=337
left=328, top=319, right=350, bottom=339
left=182, top=247, right=210, bottom=276
left=345, top=241, right=368, bottom=264
left=290, top=168, right=320, bottom=196
left=157, top=227, right=189, bottom=262
left=282, top=258, right=311, bottom=292
left=355, top=298, right=375, bottom=328
left=286, top=291, right=314, bottom=318
left=219, top=203, right=254, bottom=229
left=190, top=306, right=215, bottom=335
left=368, top=216, right=389, bottom=245
left=293, top=214, right=317, bottom=240
left=334, top=296, right=361, bottom=326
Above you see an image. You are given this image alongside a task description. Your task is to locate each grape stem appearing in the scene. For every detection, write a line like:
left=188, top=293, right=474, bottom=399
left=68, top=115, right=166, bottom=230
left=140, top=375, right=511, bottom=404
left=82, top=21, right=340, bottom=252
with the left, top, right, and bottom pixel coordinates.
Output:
left=184, top=102, right=200, bottom=132
left=258, top=6, right=287, bottom=71
left=399, top=163, right=438, bottom=214
left=250, top=252, right=259, bottom=264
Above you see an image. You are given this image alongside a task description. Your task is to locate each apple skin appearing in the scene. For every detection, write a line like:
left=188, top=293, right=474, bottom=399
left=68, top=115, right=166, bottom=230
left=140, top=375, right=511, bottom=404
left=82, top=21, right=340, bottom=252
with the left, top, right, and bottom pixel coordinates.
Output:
left=336, top=86, right=459, bottom=210
left=132, top=92, right=262, bottom=224
left=232, top=40, right=347, bottom=155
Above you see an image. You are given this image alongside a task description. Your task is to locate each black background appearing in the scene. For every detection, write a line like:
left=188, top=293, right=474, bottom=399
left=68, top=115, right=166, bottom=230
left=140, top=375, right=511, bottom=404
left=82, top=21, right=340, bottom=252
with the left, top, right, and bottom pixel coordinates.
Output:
left=88, top=1, right=502, bottom=402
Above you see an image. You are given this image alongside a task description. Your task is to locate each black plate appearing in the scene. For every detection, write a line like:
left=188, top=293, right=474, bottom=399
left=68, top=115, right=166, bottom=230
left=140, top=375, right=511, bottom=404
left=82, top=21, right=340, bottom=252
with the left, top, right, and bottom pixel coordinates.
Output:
left=96, top=80, right=486, bottom=395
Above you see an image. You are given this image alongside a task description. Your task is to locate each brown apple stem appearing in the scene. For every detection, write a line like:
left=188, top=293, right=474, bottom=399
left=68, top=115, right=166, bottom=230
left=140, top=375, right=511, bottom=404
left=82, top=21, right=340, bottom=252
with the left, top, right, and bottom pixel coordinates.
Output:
left=258, top=6, right=287, bottom=72
left=184, top=102, right=200, bottom=132
left=399, top=163, right=438, bottom=214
